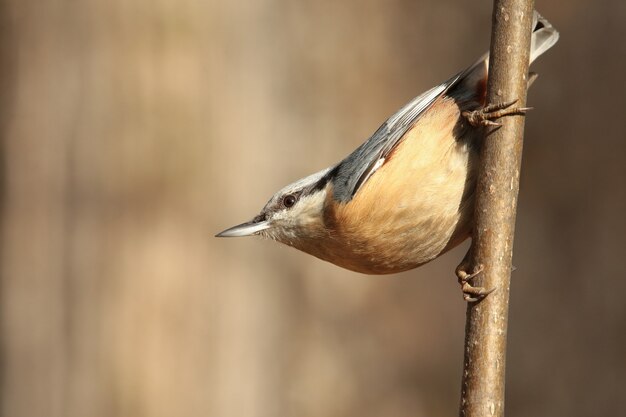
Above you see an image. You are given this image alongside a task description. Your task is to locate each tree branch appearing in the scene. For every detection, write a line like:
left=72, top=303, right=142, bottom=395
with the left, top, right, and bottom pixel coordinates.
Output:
left=459, top=1, right=535, bottom=416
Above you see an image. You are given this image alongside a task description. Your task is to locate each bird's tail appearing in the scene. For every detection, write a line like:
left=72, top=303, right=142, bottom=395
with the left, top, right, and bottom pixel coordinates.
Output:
left=529, top=11, right=560, bottom=64
left=453, top=11, right=559, bottom=99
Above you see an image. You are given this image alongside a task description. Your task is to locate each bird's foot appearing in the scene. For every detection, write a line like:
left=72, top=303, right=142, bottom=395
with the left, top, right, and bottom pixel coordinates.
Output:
left=455, top=263, right=495, bottom=302
left=462, top=100, right=532, bottom=128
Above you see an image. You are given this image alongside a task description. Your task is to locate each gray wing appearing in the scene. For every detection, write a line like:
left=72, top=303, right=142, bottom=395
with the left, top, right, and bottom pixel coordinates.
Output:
left=330, top=72, right=463, bottom=203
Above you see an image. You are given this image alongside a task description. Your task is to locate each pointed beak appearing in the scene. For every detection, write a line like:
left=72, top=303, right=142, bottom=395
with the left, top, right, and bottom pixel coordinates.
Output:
left=215, top=219, right=270, bottom=237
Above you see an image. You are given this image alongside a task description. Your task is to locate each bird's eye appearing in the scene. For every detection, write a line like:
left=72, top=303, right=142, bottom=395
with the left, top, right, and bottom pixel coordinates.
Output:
left=282, top=194, right=297, bottom=208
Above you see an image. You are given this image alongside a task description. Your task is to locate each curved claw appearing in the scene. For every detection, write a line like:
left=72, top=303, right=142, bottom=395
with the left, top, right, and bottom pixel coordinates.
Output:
left=461, top=281, right=496, bottom=302
left=455, top=263, right=496, bottom=303
left=462, top=99, right=532, bottom=128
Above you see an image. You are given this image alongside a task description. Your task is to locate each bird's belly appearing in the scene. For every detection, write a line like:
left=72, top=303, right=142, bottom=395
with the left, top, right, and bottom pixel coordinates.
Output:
left=320, top=97, right=477, bottom=274
left=324, top=196, right=472, bottom=274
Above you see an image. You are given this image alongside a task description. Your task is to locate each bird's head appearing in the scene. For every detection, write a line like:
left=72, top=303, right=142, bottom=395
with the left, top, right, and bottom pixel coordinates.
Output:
left=216, top=167, right=333, bottom=245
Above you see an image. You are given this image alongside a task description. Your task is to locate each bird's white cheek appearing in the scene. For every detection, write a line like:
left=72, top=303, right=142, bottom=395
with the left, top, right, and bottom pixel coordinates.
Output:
left=271, top=216, right=317, bottom=244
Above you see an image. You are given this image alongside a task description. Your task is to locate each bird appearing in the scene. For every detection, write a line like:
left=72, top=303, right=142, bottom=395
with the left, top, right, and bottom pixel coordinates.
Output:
left=217, top=12, right=558, bottom=300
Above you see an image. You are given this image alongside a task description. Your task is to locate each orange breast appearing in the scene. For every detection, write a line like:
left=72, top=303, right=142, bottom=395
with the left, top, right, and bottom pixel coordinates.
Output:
left=321, top=97, right=478, bottom=274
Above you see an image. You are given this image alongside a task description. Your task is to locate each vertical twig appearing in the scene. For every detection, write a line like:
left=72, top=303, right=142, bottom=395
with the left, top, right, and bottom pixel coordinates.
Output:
left=459, top=1, right=535, bottom=417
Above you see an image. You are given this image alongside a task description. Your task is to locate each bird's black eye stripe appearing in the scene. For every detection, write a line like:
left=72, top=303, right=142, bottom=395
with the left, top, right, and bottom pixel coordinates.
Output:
left=309, top=170, right=333, bottom=194
left=282, top=194, right=297, bottom=208
left=252, top=213, right=267, bottom=223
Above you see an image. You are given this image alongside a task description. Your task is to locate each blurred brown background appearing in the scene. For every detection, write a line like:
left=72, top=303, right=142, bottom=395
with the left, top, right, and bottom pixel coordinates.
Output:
left=1, top=1, right=624, bottom=417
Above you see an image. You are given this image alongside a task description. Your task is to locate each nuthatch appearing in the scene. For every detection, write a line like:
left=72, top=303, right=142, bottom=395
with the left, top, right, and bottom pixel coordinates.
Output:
left=217, top=12, right=558, bottom=299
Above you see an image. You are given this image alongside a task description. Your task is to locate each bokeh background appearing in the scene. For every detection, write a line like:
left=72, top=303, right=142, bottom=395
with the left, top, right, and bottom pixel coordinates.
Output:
left=1, top=1, right=624, bottom=416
